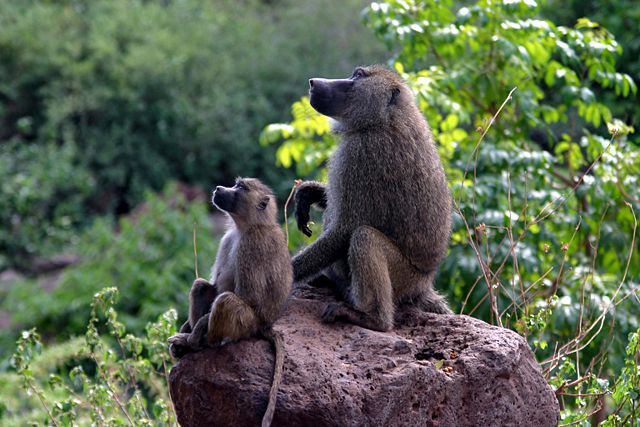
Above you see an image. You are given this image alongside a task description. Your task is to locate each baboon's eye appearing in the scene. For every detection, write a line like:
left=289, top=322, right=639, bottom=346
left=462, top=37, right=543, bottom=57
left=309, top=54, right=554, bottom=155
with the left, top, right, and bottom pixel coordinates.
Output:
left=236, top=182, right=249, bottom=191
left=352, top=68, right=366, bottom=79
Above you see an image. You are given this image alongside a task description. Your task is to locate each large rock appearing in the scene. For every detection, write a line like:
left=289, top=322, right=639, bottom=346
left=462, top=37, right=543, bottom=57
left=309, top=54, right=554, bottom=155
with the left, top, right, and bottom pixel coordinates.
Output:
left=169, top=286, right=559, bottom=426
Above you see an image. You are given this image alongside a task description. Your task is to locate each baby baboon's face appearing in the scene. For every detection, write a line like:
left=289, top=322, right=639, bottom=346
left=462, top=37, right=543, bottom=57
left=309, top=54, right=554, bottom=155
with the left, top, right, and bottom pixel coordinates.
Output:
left=212, top=178, right=275, bottom=222
left=212, top=183, right=239, bottom=213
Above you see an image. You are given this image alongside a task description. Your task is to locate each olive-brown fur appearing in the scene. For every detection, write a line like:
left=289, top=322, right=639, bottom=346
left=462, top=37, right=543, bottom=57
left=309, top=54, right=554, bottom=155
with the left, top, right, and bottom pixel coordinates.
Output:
left=168, top=177, right=292, bottom=427
left=293, top=65, right=452, bottom=332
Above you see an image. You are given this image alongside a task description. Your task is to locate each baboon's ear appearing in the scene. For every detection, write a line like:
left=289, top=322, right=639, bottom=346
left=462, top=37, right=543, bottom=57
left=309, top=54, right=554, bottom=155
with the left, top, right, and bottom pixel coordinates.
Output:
left=257, top=196, right=270, bottom=210
left=388, top=87, right=401, bottom=107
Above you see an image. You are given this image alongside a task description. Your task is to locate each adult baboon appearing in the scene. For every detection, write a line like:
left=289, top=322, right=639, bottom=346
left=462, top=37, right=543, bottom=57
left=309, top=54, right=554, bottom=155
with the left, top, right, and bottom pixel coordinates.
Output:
left=168, top=177, right=292, bottom=427
left=293, top=65, right=452, bottom=332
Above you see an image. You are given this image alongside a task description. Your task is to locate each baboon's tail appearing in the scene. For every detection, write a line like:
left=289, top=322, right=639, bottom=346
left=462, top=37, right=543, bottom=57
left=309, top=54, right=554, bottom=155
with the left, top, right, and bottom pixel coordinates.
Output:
left=261, top=328, right=285, bottom=427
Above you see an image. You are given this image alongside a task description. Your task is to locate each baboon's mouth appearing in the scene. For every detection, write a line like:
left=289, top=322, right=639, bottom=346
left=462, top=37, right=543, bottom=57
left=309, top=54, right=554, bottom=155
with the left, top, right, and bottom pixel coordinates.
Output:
left=308, top=87, right=325, bottom=99
left=212, top=190, right=235, bottom=213
left=309, top=91, right=335, bottom=116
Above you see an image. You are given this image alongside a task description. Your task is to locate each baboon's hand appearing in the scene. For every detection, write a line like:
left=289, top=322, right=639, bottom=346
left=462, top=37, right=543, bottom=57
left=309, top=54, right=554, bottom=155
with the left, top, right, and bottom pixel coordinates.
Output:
left=295, top=203, right=313, bottom=237
left=294, top=182, right=325, bottom=237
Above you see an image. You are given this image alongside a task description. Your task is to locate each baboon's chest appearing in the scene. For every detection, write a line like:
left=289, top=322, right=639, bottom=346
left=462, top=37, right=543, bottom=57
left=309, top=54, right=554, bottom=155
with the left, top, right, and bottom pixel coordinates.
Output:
left=215, top=241, right=239, bottom=293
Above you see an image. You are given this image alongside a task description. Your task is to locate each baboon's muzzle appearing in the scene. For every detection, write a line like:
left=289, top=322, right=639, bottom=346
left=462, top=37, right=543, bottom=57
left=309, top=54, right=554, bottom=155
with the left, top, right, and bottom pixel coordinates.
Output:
left=212, top=186, right=236, bottom=213
left=308, top=78, right=353, bottom=118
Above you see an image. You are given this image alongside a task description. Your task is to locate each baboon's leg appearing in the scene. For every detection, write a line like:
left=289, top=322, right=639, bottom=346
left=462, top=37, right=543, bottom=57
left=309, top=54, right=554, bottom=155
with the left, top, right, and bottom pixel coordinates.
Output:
left=169, top=278, right=218, bottom=358
left=208, top=291, right=260, bottom=344
left=322, top=225, right=450, bottom=331
left=322, top=226, right=396, bottom=331
left=188, top=278, right=218, bottom=328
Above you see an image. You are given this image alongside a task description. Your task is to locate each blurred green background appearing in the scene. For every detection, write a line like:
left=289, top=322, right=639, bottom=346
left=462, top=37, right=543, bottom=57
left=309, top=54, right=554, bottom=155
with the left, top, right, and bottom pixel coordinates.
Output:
left=0, top=0, right=638, bottom=425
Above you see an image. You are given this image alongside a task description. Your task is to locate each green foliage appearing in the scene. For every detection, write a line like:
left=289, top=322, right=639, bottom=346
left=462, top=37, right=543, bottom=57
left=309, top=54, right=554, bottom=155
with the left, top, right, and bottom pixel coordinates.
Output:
left=0, top=141, right=94, bottom=270
left=261, top=98, right=334, bottom=178
left=543, top=0, right=640, bottom=128
left=601, top=329, right=640, bottom=426
left=0, top=0, right=385, bottom=268
left=263, top=0, right=639, bottom=423
left=4, top=288, right=177, bottom=426
left=261, top=99, right=332, bottom=250
left=0, top=183, right=217, bottom=360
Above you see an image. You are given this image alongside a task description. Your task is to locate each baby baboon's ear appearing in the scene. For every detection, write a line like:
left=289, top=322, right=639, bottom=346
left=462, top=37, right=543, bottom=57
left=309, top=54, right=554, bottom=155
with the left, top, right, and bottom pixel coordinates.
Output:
left=388, top=87, right=401, bottom=107
left=257, top=196, right=270, bottom=210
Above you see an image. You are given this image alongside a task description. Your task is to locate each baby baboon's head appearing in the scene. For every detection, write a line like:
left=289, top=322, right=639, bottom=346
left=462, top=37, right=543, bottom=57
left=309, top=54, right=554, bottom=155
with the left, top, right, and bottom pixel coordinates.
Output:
left=308, top=65, right=413, bottom=130
left=212, top=177, right=277, bottom=225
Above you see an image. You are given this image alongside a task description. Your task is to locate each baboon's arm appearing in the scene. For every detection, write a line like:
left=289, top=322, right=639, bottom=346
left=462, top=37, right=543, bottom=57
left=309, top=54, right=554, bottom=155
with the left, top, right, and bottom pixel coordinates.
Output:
left=294, top=181, right=327, bottom=237
left=292, top=229, right=349, bottom=281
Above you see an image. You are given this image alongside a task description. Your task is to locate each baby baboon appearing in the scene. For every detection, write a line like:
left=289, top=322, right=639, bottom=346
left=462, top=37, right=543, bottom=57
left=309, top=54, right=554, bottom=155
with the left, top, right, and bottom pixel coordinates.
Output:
left=293, top=65, right=453, bottom=332
left=168, top=177, right=292, bottom=427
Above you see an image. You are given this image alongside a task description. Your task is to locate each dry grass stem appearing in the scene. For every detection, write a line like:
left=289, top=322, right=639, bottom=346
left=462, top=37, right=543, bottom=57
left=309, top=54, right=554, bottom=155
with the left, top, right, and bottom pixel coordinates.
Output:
left=284, top=179, right=302, bottom=245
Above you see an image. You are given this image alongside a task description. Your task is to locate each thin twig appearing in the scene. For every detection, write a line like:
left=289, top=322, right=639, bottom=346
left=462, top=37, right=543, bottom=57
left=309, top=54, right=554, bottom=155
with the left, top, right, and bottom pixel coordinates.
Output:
left=543, top=202, right=637, bottom=369
left=455, top=87, right=517, bottom=326
left=555, top=374, right=592, bottom=395
left=284, top=179, right=302, bottom=245
left=533, top=133, right=616, bottom=224
left=193, top=222, right=199, bottom=279
left=91, top=353, right=136, bottom=426
left=27, top=379, right=61, bottom=427
left=457, top=86, right=518, bottom=206
left=163, top=358, right=179, bottom=425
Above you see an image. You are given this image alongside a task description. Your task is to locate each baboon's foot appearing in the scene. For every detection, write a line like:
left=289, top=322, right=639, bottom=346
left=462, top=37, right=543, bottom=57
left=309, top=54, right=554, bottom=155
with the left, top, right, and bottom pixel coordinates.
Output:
left=418, top=294, right=453, bottom=315
left=168, top=333, right=200, bottom=359
left=321, top=303, right=392, bottom=332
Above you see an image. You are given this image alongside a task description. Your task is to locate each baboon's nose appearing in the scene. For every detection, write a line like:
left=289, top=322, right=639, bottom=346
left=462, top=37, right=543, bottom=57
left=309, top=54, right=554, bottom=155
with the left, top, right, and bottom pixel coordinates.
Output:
left=215, top=186, right=222, bottom=191
left=309, top=79, right=315, bottom=88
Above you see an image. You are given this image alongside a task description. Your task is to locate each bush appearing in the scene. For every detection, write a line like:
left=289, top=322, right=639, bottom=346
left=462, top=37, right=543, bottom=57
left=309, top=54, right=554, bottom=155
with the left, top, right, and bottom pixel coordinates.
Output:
left=0, top=141, right=94, bottom=271
left=3, top=288, right=177, bottom=426
left=0, top=183, right=218, bottom=360
left=543, top=0, right=640, bottom=128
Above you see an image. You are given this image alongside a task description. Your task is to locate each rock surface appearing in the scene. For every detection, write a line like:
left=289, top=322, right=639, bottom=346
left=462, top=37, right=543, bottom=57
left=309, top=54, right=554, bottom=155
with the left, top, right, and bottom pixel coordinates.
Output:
left=169, top=285, right=559, bottom=426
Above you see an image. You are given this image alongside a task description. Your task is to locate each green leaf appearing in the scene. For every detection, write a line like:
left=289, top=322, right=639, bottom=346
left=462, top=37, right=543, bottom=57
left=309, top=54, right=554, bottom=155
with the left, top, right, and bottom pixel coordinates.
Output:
left=441, top=114, right=459, bottom=132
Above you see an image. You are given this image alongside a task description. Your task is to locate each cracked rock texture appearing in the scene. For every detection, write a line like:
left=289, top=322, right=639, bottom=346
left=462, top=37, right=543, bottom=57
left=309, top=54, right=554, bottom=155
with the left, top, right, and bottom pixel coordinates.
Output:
left=169, top=285, right=560, bottom=426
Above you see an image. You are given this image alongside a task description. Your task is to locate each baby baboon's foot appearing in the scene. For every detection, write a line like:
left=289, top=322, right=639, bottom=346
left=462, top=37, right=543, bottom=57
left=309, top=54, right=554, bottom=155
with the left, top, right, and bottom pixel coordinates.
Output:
left=168, top=333, right=196, bottom=359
